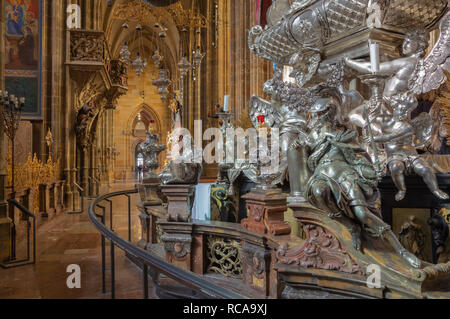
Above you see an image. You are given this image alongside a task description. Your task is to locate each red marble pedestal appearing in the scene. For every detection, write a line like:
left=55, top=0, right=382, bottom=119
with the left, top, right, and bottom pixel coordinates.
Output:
left=241, top=187, right=291, bottom=236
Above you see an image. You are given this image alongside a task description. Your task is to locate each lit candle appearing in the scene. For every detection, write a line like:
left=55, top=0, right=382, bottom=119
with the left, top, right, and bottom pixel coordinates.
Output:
left=369, top=41, right=380, bottom=74
left=223, top=95, right=229, bottom=112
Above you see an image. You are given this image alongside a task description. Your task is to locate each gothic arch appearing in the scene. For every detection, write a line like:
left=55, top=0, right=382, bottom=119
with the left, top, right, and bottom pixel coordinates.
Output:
left=127, top=103, right=162, bottom=134
left=124, top=103, right=166, bottom=177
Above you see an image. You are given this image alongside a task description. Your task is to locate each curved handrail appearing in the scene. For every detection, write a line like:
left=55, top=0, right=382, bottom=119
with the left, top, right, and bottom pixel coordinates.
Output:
left=88, top=188, right=244, bottom=299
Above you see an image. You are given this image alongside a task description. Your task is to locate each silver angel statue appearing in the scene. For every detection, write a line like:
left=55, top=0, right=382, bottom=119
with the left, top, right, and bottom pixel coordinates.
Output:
left=249, top=66, right=313, bottom=200
left=299, top=97, right=421, bottom=268
left=344, top=12, right=450, bottom=201
left=372, top=99, right=448, bottom=201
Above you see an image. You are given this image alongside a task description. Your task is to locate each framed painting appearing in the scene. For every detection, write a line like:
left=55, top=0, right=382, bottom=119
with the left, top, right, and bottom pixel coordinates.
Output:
left=4, top=0, right=42, bottom=119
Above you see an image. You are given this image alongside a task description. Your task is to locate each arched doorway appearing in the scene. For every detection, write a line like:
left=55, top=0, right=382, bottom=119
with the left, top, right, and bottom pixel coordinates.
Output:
left=135, top=147, right=144, bottom=182
left=130, top=106, right=163, bottom=181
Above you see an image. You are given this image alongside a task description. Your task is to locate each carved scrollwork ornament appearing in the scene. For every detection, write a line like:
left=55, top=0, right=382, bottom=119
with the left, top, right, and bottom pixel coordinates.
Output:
left=161, top=234, right=191, bottom=259
left=207, top=236, right=243, bottom=278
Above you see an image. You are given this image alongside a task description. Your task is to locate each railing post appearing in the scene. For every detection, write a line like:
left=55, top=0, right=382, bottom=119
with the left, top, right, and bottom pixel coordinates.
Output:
left=97, top=204, right=106, bottom=294
left=0, top=200, right=36, bottom=269
left=104, top=198, right=115, bottom=299
left=105, top=199, right=113, bottom=230
left=8, top=193, right=16, bottom=261
left=111, top=241, right=115, bottom=299
left=143, top=264, right=149, bottom=299
left=124, top=194, right=131, bottom=242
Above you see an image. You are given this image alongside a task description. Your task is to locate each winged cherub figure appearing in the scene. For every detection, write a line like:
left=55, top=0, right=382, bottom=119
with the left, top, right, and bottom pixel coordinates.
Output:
left=373, top=96, right=448, bottom=201
left=344, top=29, right=430, bottom=108
left=344, top=12, right=450, bottom=201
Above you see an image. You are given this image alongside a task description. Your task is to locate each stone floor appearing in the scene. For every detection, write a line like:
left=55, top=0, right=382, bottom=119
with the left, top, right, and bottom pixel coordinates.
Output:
left=0, top=183, right=156, bottom=299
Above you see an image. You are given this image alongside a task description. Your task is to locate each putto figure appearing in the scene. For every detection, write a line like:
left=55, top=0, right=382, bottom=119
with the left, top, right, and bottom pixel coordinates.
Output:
left=344, top=12, right=450, bottom=201
left=344, top=29, right=430, bottom=108
left=372, top=96, right=448, bottom=201
left=299, top=97, right=421, bottom=268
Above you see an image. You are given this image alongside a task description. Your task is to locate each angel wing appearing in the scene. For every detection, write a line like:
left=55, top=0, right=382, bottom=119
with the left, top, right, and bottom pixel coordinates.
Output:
left=410, top=10, right=450, bottom=95
left=411, top=112, right=434, bottom=148
left=249, top=95, right=282, bottom=129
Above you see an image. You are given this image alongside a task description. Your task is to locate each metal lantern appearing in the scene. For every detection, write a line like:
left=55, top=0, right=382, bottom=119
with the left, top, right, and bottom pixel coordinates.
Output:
left=152, top=68, right=172, bottom=102
left=132, top=52, right=147, bottom=77
left=177, top=54, right=191, bottom=79
left=119, top=41, right=131, bottom=64
left=152, top=49, right=164, bottom=68
left=192, top=46, right=205, bottom=70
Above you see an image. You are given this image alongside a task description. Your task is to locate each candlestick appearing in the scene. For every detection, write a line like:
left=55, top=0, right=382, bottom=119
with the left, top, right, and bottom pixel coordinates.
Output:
left=224, top=95, right=229, bottom=112
left=369, top=41, right=380, bottom=74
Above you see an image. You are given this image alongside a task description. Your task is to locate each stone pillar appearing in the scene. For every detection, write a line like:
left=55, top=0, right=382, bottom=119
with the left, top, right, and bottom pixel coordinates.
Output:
left=241, top=187, right=291, bottom=236
left=81, top=147, right=90, bottom=197
left=90, top=143, right=99, bottom=197
left=160, top=185, right=195, bottom=222
left=39, top=184, right=48, bottom=218
left=57, top=181, right=65, bottom=212
left=0, top=0, right=12, bottom=262
left=48, top=183, right=56, bottom=215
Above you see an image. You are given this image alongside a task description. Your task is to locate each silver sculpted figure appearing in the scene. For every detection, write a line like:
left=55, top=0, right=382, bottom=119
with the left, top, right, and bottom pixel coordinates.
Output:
left=250, top=66, right=312, bottom=199
left=344, top=13, right=450, bottom=201
left=300, top=97, right=421, bottom=268
left=372, top=97, right=448, bottom=201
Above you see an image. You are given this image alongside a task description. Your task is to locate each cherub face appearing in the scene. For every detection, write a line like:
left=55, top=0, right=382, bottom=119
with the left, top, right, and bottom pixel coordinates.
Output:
left=402, top=37, right=419, bottom=56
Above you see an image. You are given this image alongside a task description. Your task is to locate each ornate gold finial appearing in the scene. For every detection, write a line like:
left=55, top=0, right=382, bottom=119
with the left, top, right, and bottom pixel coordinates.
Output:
left=46, top=128, right=53, bottom=149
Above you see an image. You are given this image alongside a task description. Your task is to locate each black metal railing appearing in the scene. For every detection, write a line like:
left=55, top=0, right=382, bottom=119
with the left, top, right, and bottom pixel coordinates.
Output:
left=0, top=199, right=36, bottom=269
left=89, top=188, right=244, bottom=299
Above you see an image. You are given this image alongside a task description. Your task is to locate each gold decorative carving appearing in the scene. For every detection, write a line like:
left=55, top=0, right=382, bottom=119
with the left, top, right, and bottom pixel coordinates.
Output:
left=113, top=0, right=207, bottom=29
left=69, top=30, right=106, bottom=63
left=207, top=236, right=242, bottom=278
left=7, top=151, right=62, bottom=213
